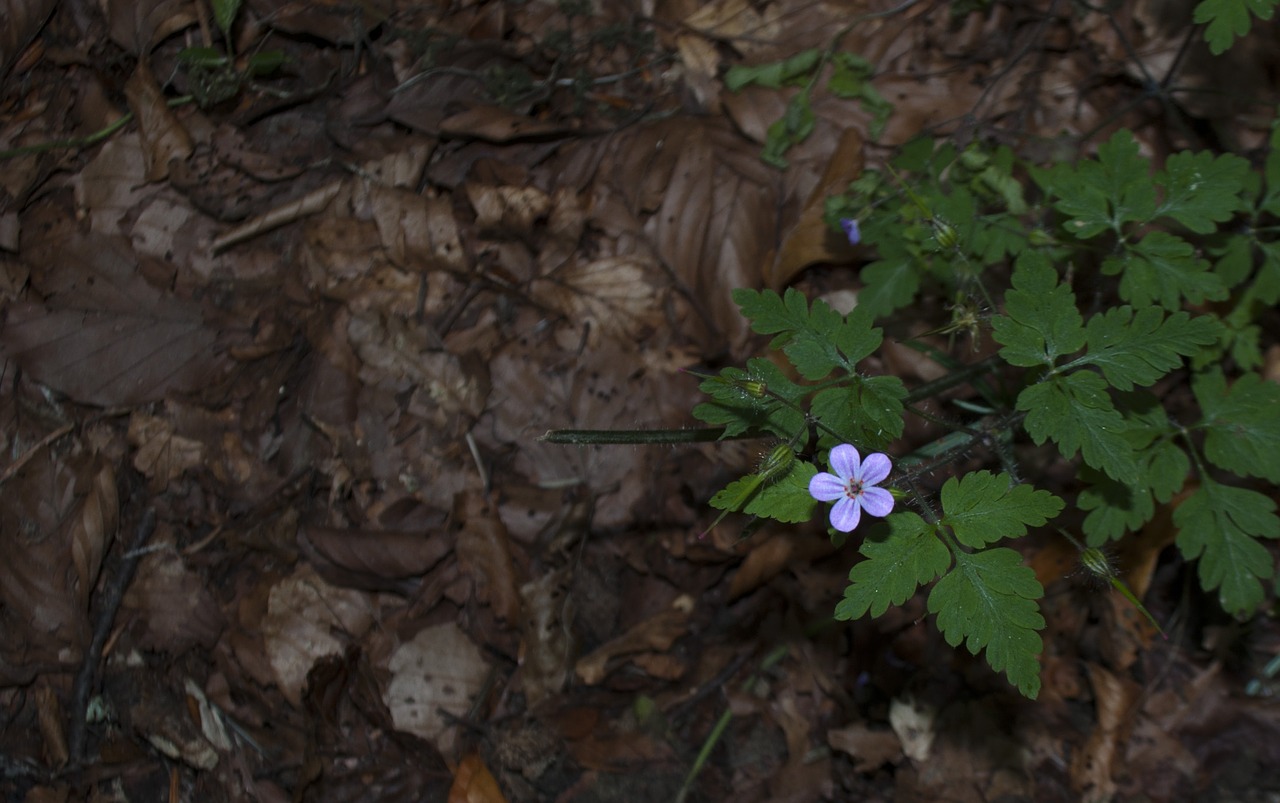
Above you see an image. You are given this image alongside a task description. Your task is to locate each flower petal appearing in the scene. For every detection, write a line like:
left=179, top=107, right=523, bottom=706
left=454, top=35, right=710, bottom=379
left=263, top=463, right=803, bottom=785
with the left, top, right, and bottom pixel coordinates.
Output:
left=828, top=444, right=861, bottom=480
left=809, top=472, right=847, bottom=502
left=829, top=497, right=862, bottom=532
left=859, top=486, right=895, bottom=518
left=840, top=218, right=861, bottom=246
left=859, top=452, right=892, bottom=486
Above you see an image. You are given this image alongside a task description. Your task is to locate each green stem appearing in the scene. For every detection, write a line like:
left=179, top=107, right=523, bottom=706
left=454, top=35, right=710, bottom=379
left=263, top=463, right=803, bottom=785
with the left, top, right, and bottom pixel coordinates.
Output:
left=538, top=427, right=735, bottom=445
left=0, top=96, right=194, bottom=161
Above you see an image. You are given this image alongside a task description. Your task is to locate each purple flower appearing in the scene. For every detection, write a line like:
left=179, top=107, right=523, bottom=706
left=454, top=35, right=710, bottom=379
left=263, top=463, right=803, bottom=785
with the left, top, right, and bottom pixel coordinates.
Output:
left=840, top=217, right=861, bottom=245
left=809, top=444, right=893, bottom=532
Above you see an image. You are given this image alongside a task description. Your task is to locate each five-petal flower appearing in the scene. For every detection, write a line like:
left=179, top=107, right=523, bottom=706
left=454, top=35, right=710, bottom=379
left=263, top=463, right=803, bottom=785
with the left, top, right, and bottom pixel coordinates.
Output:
left=809, top=444, right=894, bottom=532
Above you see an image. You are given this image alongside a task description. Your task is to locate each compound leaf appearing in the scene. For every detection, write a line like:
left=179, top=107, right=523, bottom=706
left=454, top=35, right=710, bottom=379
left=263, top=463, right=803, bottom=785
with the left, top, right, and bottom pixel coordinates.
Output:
left=928, top=548, right=1045, bottom=698
left=1119, top=232, right=1226, bottom=308
left=1156, top=150, right=1249, bottom=233
left=1078, top=306, right=1220, bottom=391
left=732, top=288, right=881, bottom=379
left=990, top=251, right=1085, bottom=368
left=1174, top=479, right=1279, bottom=616
left=940, top=471, right=1064, bottom=549
left=1019, top=372, right=1138, bottom=483
left=835, top=512, right=950, bottom=620
left=1194, top=368, right=1280, bottom=483
left=1193, top=0, right=1278, bottom=55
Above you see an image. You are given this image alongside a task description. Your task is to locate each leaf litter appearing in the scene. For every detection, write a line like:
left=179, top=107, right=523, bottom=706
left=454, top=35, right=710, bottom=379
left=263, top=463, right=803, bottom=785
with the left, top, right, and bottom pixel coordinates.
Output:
left=1, top=0, right=1279, bottom=801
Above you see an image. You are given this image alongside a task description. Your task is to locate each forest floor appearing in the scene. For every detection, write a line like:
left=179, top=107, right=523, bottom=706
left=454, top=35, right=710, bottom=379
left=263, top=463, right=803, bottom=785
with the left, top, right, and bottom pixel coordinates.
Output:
left=2, top=0, right=1280, bottom=801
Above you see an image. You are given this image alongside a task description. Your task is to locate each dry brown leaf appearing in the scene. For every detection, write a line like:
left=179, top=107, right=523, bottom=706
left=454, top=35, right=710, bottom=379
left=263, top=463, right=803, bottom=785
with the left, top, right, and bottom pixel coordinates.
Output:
left=1071, top=663, right=1138, bottom=801
left=767, top=128, right=865, bottom=289
left=299, top=525, right=452, bottom=593
left=438, top=106, right=572, bottom=142
left=368, top=186, right=466, bottom=271
left=448, top=752, right=509, bottom=803
left=0, top=450, right=116, bottom=682
left=518, top=567, right=575, bottom=708
left=728, top=534, right=793, bottom=601
left=123, top=61, right=193, bottom=182
left=0, top=0, right=56, bottom=77
left=383, top=622, right=489, bottom=754
left=128, top=411, right=204, bottom=492
left=105, top=0, right=197, bottom=55
left=454, top=492, right=523, bottom=623
left=260, top=565, right=377, bottom=706
left=466, top=183, right=552, bottom=234
left=827, top=721, right=903, bottom=772
left=575, top=594, right=693, bottom=684
left=528, top=255, right=659, bottom=341
left=121, top=547, right=225, bottom=651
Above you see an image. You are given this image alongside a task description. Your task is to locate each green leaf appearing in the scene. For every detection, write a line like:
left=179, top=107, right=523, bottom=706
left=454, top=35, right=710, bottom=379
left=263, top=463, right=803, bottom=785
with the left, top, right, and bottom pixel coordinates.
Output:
left=732, top=288, right=882, bottom=379
left=1174, top=479, right=1279, bottom=616
left=761, top=92, right=815, bottom=168
left=810, top=376, right=906, bottom=452
left=1117, top=232, right=1226, bottom=308
left=211, top=0, right=242, bottom=38
left=1076, top=307, right=1220, bottom=391
left=835, top=513, right=950, bottom=619
left=990, top=251, right=1085, bottom=368
left=939, top=471, right=1064, bottom=549
left=1018, top=372, right=1138, bottom=483
left=1039, top=130, right=1157, bottom=238
left=692, top=358, right=807, bottom=439
left=1194, top=368, right=1280, bottom=483
left=744, top=461, right=819, bottom=523
left=855, top=255, right=920, bottom=318
left=1080, top=440, right=1189, bottom=544
left=724, top=49, right=822, bottom=91
left=1193, top=0, right=1277, bottom=55
left=928, top=548, right=1045, bottom=698
left=178, top=46, right=230, bottom=68
left=1156, top=150, right=1249, bottom=233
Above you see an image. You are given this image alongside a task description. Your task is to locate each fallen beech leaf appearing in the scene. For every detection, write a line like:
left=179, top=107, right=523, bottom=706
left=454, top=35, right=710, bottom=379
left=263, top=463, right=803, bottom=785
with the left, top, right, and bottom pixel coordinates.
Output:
left=454, top=492, right=522, bottom=622
left=383, top=622, right=488, bottom=754
left=298, top=525, right=453, bottom=594
left=518, top=567, right=574, bottom=708
left=260, top=566, right=376, bottom=706
left=575, top=594, right=693, bottom=684
left=128, top=412, right=204, bottom=492
left=768, top=127, right=865, bottom=290
left=124, top=60, right=193, bottom=181
left=728, top=534, right=794, bottom=601
left=828, top=721, right=903, bottom=772
left=529, top=255, right=659, bottom=341
left=438, top=106, right=571, bottom=142
left=448, top=753, right=508, bottom=803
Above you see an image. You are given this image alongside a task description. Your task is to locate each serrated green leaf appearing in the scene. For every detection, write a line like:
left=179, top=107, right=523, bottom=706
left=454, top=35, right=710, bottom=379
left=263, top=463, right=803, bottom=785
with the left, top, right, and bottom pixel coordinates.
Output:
left=692, top=358, right=807, bottom=439
left=744, top=461, right=819, bottom=523
left=990, top=251, right=1085, bottom=368
left=1174, top=480, right=1279, bottom=616
left=1079, top=440, right=1189, bottom=545
left=810, top=376, right=906, bottom=452
left=939, top=471, right=1064, bottom=549
left=835, top=513, right=949, bottom=619
left=855, top=256, right=920, bottom=318
left=732, top=288, right=881, bottom=379
left=928, top=548, right=1045, bottom=698
left=1042, top=130, right=1157, bottom=238
left=1194, top=368, right=1280, bottom=483
left=1019, top=372, right=1138, bottom=483
left=1193, top=0, right=1277, bottom=55
left=1156, top=151, right=1249, bottom=233
left=1076, top=307, right=1220, bottom=391
left=762, top=93, right=815, bottom=168
left=1118, top=232, right=1226, bottom=307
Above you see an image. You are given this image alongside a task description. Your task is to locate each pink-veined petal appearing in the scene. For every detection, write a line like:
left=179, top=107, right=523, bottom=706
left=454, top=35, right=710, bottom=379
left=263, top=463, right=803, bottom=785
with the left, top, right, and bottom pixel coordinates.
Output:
left=859, top=452, right=892, bottom=486
left=809, top=472, right=847, bottom=502
left=859, top=486, right=895, bottom=518
left=829, top=497, right=862, bottom=532
left=828, top=444, right=861, bottom=480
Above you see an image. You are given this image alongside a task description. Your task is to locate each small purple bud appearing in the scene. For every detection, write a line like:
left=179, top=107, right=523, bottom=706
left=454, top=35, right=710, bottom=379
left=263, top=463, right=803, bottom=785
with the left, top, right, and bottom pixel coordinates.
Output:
left=840, top=218, right=861, bottom=246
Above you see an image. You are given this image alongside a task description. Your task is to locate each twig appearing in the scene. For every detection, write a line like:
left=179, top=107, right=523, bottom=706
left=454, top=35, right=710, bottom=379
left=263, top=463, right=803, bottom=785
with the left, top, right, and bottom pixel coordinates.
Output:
left=0, top=423, right=74, bottom=488
left=68, top=508, right=157, bottom=765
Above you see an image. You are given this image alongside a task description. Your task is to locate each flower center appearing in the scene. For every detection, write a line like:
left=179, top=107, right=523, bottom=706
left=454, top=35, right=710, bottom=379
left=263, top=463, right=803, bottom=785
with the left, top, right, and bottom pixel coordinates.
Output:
left=845, top=478, right=864, bottom=499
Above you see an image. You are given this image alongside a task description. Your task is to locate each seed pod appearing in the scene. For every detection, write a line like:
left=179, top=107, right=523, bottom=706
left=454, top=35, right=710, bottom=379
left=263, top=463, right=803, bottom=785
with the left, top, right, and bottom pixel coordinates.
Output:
left=758, top=443, right=796, bottom=484
left=932, top=217, right=959, bottom=250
